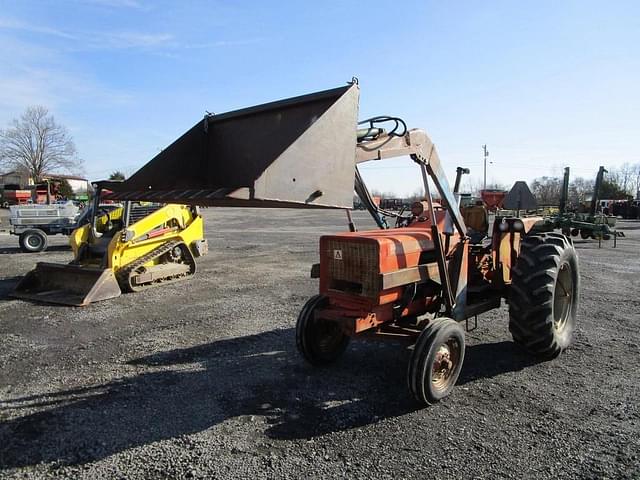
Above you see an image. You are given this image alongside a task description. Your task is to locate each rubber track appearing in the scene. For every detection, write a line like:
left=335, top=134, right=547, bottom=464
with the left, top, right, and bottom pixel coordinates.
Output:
left=116, top=240, right=196, bottom=293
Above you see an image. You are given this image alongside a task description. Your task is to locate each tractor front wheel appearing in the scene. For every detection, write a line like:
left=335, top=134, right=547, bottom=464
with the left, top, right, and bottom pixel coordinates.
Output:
left=296, top=295, right=350, bottom=366
left=407, top=318, right=465, bottom=405
left=508, top=233, right=579, bottom=359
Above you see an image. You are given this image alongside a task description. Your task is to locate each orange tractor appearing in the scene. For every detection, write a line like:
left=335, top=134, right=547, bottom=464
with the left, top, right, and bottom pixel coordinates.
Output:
left=102, top=82, right=580, bottom=405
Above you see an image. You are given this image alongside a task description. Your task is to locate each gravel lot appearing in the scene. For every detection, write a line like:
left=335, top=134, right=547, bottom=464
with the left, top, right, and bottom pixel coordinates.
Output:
left=0, top=208, right=639, bottom=479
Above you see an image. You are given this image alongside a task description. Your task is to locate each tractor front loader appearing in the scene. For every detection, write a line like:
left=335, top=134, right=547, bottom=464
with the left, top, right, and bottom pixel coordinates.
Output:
left=12, top=182, right=207, bottom=306
left=47, top=82, right=579, bottom=404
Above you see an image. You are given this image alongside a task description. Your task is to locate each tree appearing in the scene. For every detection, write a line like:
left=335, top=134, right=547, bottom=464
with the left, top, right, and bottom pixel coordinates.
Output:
left=0, top=106, right=82, bottom=184
left=530, top=176, right=562, bottom=205
left=632, top=163, right=640, bottom=199
left=109, top=170, right=126, bottom=181
left=467, top=178, right=508, bottom=197
left=56, top=179, right=74, bottom=199
left=568, top=177, right=593, bottom=206
left=600, top=180, right=630, bottom=200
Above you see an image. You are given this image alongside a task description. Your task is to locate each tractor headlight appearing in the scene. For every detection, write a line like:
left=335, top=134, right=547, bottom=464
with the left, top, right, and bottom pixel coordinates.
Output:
left=498, top=220, right=509, bottom=232
left=513, top=220, right=524, bottom=232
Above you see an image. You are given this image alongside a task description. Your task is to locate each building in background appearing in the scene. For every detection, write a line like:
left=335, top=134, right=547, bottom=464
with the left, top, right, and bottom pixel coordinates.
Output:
left=1, top=171, right=90, bottom=205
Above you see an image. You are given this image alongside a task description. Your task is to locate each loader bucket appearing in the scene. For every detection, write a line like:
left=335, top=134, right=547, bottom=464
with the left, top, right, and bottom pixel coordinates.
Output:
left=105, top=84, right=360, bottom=209
left=11, top=263, right=122, bottom=306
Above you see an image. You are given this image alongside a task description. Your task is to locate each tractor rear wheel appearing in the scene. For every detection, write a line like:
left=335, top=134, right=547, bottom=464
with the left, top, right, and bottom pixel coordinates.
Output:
left=508, top=233, right=579, bottom=359
left=407, top=318, right=465, bottom=405
left=296, top=295, right=350, bottom=366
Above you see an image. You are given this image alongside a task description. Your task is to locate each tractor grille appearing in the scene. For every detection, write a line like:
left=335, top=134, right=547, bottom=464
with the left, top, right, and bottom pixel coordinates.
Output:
left=324, top=238, right=380, bottom=298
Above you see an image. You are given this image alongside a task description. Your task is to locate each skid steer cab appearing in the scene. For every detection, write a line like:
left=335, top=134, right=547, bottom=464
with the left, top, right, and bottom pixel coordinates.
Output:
left=12, top=181, right=208, bottom=306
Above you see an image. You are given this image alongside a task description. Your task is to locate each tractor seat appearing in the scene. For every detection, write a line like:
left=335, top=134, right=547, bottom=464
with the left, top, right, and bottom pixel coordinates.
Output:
left=462, top=204, right=489, bottom=241
left=87, top=233, right=115, bottom=258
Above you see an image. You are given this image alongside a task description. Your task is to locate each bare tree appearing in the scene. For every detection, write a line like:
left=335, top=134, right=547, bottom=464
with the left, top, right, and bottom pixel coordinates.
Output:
left=530, top=176, right=563, bottom=205
left=466, top=178, right=508, bottom=196
left=568, top=177, right=593, bottom=206
left=0, top=106, right=83, bottom=184
left=619, top=163, right=633, bottom=194
left=406, top=187, right=425, bottom=203
left=632, top=163, right=640, bottom=199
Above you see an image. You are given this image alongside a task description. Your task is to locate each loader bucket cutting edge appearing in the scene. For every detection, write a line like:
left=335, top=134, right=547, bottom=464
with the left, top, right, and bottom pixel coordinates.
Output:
left=11, top=262, right=122, bottom=306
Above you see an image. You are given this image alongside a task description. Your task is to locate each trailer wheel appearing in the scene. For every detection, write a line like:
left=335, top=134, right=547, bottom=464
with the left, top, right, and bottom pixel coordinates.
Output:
left=508, top=233, right=579, bottom=359
left=19, top=229, right=48, bottom=253
left=570, top=228, right=579, bottom=237
left=579, top=229, right=590, bottom=239
left=407, top=318, right=465, bottom=405
left=296, top=295, right=350, bottom=366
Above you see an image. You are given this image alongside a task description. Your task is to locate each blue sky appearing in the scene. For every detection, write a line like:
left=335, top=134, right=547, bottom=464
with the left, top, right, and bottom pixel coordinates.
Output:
left=0, top=0, right=638, bottom=196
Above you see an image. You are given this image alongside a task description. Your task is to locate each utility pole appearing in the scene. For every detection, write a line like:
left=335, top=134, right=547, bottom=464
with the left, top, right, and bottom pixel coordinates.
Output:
left=482, top=144, right=489, bottom=190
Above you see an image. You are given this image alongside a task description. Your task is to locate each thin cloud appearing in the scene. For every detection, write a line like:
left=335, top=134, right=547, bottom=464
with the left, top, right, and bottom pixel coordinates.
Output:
left=79, top=0, right=145, bottom=8
left=0, top=16, right=255, bottom=52
left=183, top=38, right=265, bottom=49
left=96, top=32, right=175, bottom=49
left=0, top=17, right=77, bottom=39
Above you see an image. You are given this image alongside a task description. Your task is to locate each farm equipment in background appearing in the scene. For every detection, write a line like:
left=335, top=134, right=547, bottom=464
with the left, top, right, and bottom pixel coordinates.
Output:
left=8, top=202, right=80, bottom=252
left=91, top=82, right=580, bottom=405
left=1, top=189, right=32, bottom=207
left=536, top=166, right=623, bottom=245
left=479, top=188, right=507, bottom=210
left=12, top=182, right=208, bottom=306
left=611, top=199, right=640, bottom=219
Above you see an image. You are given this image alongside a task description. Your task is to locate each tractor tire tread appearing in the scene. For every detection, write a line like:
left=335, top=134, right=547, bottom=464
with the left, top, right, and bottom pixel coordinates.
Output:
left=507, top=233, right=579, bottom=359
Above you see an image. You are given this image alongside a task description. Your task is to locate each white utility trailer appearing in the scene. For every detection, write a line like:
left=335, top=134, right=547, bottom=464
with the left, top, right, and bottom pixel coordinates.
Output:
left=9, top=202, right=80, bottom=252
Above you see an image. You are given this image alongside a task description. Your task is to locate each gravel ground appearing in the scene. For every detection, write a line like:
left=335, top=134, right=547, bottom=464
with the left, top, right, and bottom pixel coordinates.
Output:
left=0, top=208, right=639, bottom=479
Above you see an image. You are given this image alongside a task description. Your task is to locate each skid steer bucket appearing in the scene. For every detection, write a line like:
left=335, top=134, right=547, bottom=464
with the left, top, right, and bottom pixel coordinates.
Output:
left=105, top=84, right=360, bottom=209
left=11, top=263, right=122, bottom=306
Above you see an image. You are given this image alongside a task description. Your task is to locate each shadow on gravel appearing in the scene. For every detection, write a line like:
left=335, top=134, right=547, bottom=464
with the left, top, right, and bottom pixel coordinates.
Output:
left=0, top=245, right=71, bottom=254
left=0, top=276, right=21, bottom=300
left=0, top=330, right=543, bottom=469
left=0, top=328, right=416, bottom=468
left=458, top=341, right=538, bottom=385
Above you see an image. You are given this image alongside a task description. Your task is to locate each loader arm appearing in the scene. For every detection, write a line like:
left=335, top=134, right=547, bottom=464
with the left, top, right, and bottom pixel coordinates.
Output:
left=355, top=129, right=467, bottom=237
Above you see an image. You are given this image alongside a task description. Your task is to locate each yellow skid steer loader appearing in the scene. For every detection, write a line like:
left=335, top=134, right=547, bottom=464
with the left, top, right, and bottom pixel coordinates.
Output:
left=12, top=182, right=208, bottom=306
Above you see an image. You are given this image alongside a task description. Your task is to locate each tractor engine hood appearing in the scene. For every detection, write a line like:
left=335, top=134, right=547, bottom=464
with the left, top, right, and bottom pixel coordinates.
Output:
left=104, top=84, right=360, bottom=209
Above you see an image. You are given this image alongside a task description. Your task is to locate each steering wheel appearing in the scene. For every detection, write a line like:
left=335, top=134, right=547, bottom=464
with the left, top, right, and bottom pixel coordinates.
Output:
left=394, top=206, right=412, bottom=228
